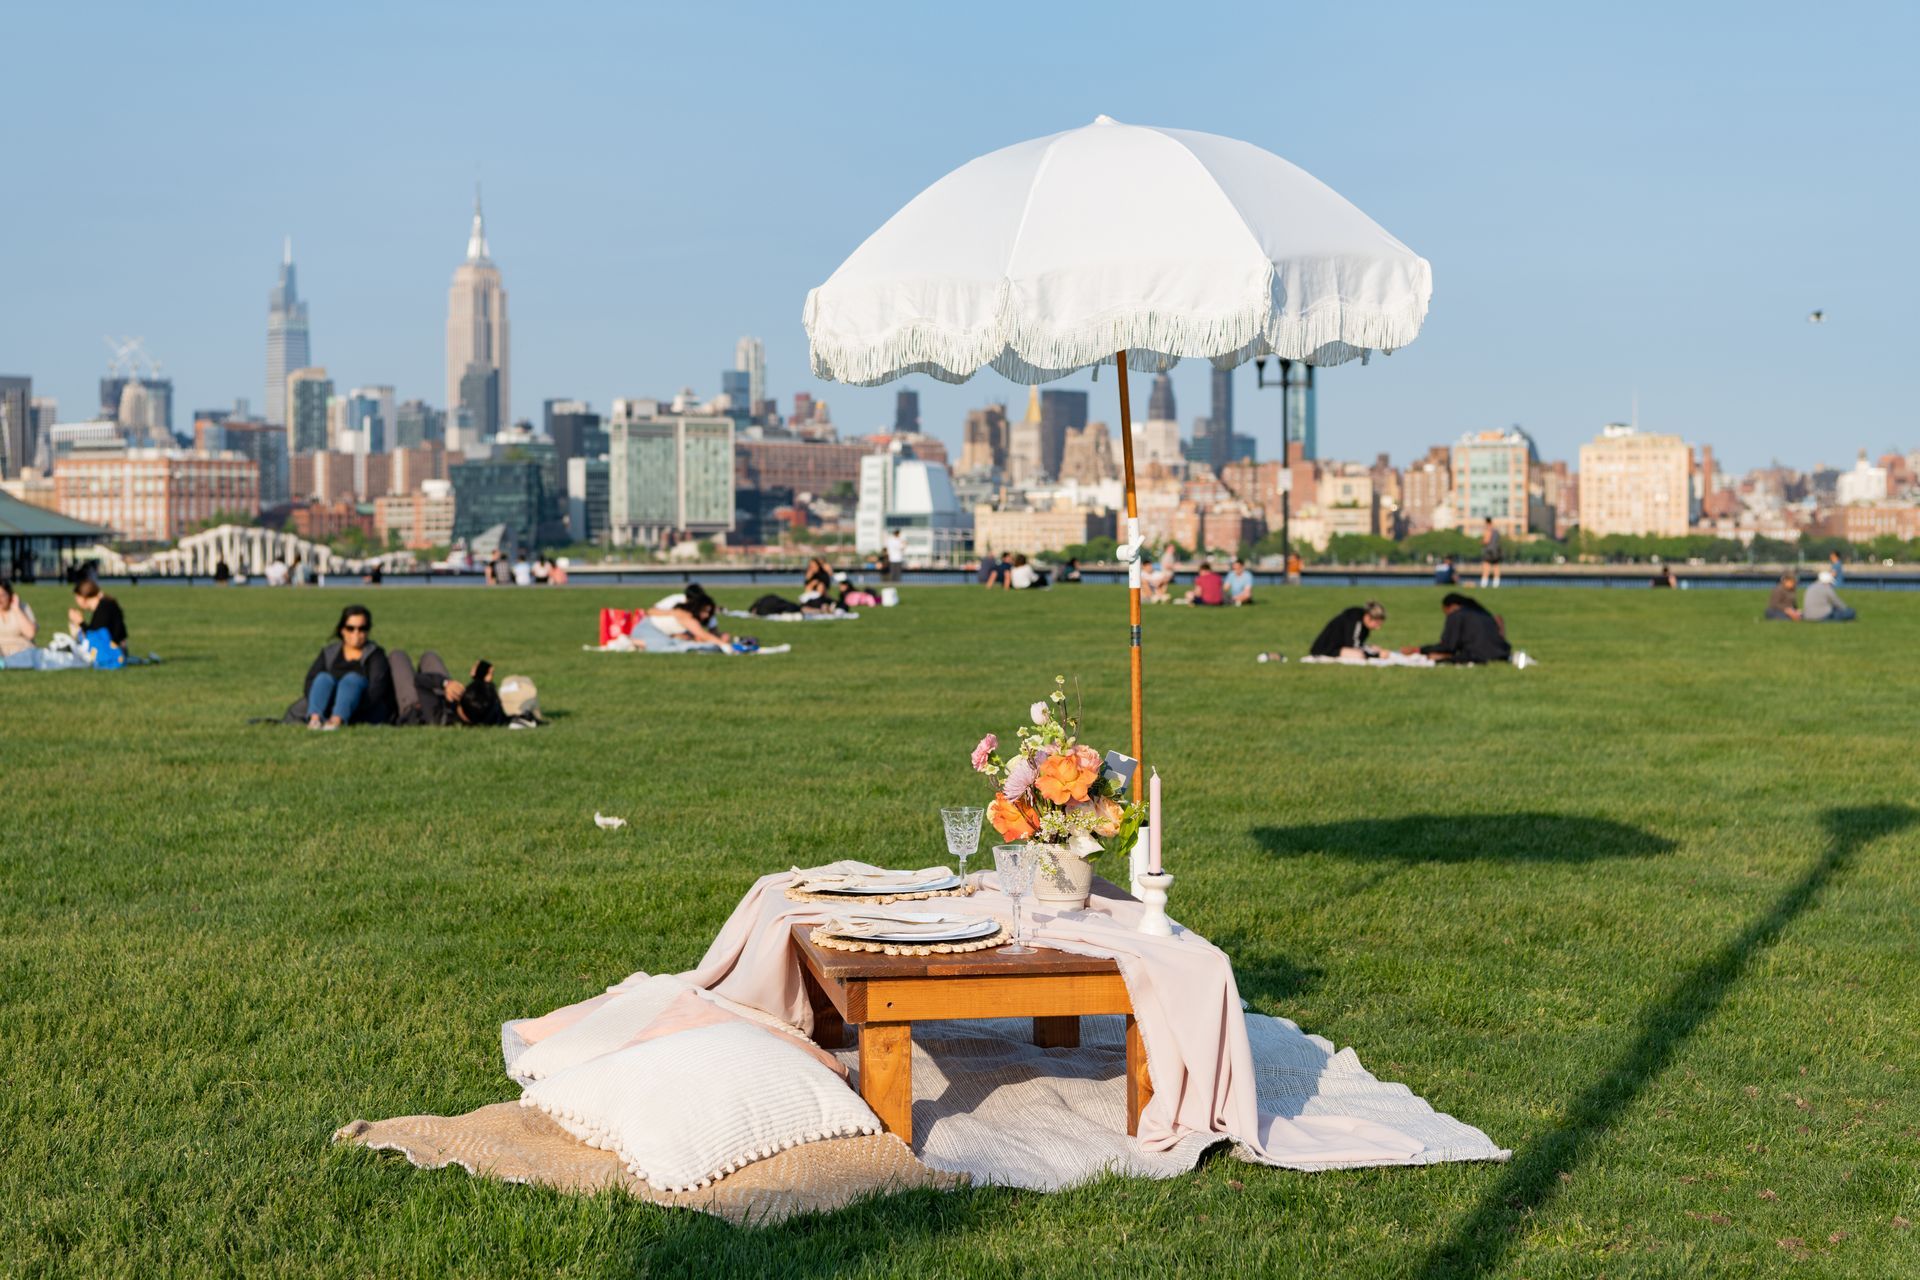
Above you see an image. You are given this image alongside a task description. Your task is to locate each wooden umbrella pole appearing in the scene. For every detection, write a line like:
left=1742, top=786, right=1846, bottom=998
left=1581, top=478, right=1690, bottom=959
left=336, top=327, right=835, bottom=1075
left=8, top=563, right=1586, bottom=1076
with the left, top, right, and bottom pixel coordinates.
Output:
left=1115, top=351, right=1144, bottom=797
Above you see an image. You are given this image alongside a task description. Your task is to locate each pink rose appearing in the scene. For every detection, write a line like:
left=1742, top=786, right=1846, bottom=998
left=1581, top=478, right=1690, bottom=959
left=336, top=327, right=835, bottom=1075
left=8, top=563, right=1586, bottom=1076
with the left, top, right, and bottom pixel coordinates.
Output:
left=971, top=734, right=998, bottom=772
left=1070, top=744, right=1102, bottom=773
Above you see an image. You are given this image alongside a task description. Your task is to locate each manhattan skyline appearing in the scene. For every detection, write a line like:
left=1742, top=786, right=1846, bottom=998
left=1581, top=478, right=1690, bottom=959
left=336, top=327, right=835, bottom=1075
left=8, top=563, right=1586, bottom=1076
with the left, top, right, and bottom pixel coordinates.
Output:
left=2, top=1, right=1915, bottom=472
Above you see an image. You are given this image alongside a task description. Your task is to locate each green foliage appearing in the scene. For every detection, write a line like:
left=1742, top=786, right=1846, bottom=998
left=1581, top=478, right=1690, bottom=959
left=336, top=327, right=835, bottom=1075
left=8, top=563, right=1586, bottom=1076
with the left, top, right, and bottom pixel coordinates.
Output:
left=2, top=584, right=1918, bottom=1276
left=1061, top=535, right=1118, bottom=563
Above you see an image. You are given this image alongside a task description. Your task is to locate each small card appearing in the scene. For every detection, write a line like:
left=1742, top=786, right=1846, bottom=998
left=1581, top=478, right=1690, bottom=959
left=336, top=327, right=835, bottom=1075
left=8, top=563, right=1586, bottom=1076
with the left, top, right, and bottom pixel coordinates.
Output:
left=1103, top=751, right=1138, bottom=792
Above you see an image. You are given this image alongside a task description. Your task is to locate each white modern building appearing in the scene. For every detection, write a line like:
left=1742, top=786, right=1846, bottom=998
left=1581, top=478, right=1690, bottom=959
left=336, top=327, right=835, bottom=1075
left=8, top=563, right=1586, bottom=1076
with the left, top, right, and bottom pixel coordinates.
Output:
left=856, top=445, right=971, bottom=563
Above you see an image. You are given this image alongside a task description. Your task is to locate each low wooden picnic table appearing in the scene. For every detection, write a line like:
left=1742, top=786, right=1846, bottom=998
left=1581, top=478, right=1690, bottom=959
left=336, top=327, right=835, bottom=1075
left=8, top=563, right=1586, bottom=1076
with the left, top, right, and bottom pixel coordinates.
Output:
left=790, top=882, right=1151, bottom=1144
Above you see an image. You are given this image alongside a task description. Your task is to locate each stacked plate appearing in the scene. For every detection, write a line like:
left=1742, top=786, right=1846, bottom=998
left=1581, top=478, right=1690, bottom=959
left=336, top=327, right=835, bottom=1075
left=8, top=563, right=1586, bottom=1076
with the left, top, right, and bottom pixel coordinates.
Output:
left=807, top=872, right=962, bottom=897
left=821, top=912, right=1001, bottom=945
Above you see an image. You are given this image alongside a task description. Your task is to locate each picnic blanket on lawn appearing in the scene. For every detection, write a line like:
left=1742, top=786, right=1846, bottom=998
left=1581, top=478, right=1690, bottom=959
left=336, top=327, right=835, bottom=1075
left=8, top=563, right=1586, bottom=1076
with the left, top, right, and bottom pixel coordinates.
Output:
left=1299, top=652, right=1438, bottom=667
left=339, top=864, right=1505, bottom=1223
left=582, top=642, right=791, bottom=656
left=723, top=608, right=861, bottom=623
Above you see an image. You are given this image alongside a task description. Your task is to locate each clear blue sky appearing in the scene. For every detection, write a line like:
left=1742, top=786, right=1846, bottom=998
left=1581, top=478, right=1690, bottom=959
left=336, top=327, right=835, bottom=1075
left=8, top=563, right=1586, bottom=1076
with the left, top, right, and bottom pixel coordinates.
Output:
left=2, top=1, right=1913, bottom=471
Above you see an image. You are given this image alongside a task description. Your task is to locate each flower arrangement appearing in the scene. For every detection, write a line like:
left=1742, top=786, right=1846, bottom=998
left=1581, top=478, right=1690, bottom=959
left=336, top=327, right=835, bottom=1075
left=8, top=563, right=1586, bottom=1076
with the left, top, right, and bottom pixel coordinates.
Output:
left=971, top=676, right=1145, bottom=861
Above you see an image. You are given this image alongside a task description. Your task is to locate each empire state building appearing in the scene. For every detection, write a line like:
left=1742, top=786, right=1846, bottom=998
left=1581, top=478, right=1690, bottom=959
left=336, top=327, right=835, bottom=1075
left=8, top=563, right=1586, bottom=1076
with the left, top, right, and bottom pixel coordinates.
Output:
left=445, top=191, right=509, bottom=443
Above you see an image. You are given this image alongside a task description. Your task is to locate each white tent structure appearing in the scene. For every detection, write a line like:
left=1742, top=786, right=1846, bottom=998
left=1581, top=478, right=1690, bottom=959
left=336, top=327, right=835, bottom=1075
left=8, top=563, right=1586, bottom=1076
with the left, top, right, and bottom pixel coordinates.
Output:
left=805, top=115, right=1432, bottom=780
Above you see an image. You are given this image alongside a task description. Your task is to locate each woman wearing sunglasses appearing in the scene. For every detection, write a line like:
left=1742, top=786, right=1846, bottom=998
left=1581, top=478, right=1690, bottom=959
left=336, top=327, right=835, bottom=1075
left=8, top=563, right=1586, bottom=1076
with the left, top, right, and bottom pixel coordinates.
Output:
left=301, top=604, right=396, bottom=730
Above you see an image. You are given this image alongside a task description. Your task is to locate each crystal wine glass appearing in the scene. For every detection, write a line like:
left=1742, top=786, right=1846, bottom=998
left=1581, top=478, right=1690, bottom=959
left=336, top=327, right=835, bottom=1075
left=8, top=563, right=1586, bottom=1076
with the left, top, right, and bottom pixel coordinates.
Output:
left=992, top=843, right=1037, bottom=955
left=940, top=806, right=986, bottom=882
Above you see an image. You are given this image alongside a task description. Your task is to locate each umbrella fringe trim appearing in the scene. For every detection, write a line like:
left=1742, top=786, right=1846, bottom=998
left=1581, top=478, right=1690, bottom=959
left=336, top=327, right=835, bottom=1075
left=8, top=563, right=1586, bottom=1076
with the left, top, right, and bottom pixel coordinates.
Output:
left=804, top=276, right=1428, bottom=388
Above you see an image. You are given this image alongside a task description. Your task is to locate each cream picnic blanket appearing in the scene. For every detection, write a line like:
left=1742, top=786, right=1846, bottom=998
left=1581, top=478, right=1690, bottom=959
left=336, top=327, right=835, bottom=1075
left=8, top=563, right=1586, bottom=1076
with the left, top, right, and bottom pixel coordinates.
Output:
left=623, top=862, right=1504, bottom=1177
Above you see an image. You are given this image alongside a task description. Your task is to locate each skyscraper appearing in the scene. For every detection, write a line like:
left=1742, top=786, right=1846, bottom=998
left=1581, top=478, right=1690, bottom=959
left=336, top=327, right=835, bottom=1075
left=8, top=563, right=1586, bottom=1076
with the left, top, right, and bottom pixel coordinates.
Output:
left=544, top=399, right=606, bottom=464
left=265, top=238, right=310, bottom=425
left=394, top=400, right=445, bottom=449
left=1038, top=389, right=1087, bottom=481
left=1207, top=366, right=1234, bottom=472
left=719, top=370, right=752, bottom=423
left=446, top=189, right=510, bottom=440
left=1148, top=372, right=1176, bottom=422
left=1283, top=364, right=1318, bottom=461
left=1008, top=386, right=1044, bottom=485
left=0, top=375, right=31, bottom=479
left=345, top=385, right=395, bottom=455
left=894, top=389, right=921, bottom=433
left=734, top=336, right=766, bottom=410
left=286, top=368, right=333, bottom=454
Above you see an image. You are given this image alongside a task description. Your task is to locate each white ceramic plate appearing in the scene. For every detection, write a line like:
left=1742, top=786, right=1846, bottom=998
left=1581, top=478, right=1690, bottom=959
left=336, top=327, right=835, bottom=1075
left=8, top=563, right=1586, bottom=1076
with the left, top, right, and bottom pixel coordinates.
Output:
left=827, top=914, right=1000, bottom=944
left=813, top=874, right=963, bottom=896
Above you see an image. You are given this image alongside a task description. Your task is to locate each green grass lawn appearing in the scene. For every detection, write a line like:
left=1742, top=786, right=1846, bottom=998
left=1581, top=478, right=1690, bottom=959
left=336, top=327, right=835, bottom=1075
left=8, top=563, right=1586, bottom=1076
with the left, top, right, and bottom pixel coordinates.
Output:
left=2, top=580, right=1915, bottom=1278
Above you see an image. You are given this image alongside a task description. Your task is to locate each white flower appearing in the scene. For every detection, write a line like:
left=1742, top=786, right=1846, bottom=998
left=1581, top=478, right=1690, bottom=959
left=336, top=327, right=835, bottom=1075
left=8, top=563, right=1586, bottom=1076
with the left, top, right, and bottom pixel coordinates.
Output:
left=1049, top=690, right=1065, bottom=703
left=1031, top=701, right=1049, bottom=725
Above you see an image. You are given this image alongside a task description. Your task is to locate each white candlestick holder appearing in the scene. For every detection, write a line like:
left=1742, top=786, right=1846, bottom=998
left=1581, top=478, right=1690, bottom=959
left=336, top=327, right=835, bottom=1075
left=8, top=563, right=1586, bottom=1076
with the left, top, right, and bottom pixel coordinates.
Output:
left=1137, top=872, right=1174, bottom=936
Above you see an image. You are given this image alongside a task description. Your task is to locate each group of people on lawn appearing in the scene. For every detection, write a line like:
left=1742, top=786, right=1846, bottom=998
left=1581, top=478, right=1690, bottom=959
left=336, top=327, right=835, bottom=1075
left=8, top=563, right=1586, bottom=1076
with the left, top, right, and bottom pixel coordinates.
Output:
left=1305, top=594, right=1514, bottom=664
left=0, top=578, right=133, bottom=667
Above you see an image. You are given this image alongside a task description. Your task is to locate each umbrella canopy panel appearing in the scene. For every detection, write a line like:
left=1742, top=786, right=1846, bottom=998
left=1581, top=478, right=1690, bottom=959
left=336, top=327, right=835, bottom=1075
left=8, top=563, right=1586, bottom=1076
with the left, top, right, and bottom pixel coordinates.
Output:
left=805, top=115, right=1431, bottom=388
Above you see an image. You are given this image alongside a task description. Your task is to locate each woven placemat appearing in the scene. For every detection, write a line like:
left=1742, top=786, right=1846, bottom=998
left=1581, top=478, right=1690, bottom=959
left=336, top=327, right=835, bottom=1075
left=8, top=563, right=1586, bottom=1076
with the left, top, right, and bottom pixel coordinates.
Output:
left=785, top=881, right=977, bottom=905
left=808, top=923, right=1008, bottom=957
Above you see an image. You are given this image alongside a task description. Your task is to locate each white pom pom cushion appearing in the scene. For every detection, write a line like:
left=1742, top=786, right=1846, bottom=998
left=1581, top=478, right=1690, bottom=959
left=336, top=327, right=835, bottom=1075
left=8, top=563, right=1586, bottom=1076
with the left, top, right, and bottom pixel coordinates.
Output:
left=520, top=1020, right=881, bottom=1191
left=511, top=975, right=690, bottom=1083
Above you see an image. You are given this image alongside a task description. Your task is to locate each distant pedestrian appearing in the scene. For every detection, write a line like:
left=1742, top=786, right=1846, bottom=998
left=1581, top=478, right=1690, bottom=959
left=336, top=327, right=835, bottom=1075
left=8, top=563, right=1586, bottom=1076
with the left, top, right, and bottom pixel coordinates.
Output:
left=1285, top=551, right=1303, bottom=585
left=1434, top=554, right=1457, bottom=586
left=1827, top=550, right=1845, bottom=586
left=214, top=558, right=231, bottom=584
left=511, top=554, right=533, bottom=587
left=1652, top=565, right=1677, bottom=589
left=884, top=530, right=907, bottom=582
left=1479, top=519, right=1503, bottom=589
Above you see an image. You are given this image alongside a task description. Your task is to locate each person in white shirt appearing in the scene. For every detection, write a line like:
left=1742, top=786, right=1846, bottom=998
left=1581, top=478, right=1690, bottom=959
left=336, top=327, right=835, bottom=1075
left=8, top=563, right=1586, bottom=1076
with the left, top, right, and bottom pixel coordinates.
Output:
left=884, top=530, right=907, bottom=582
left=511, top=555, right=533, bottom=587
left=264, top=560, right=289, bottom=587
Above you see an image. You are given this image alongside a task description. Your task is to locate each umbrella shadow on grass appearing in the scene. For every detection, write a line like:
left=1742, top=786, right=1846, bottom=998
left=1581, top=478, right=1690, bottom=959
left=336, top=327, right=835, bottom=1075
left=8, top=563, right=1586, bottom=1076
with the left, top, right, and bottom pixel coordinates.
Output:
left=1414, top=803, right=1916, bottom=1280
left=1251, top=813, right=1678, bottom=866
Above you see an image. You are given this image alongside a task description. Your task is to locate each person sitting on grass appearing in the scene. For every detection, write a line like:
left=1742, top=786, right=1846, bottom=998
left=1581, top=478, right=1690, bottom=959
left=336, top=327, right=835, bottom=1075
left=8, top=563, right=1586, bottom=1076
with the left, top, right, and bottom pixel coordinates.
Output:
left=68, top=580, right=129, bottom=660
left=1143, top=545, right=1178, bottom=603
left=1008, top=554, right=1049, bottom=590
left=1434, top=554, right=1457, bottom=586
left=301, top=604, right=396, bottom=729
left=1402, top=592, right=1511, bottom=664
left=1181, top=560, right=1226, bottom=606
left=1225, top=558, right=1255, bottom=606
left=1801, top=569, right=1856, bottom=622
left=1652, top=565, right=1678, bottom=588
left=801, top=557, right=845, bottom=610
left=981, top=551, right=1013, bottom=590
left=1310, top=601, right=1388, bottom=659
left=0, top=579, right=38, bottom=659
left=1764, top=574, right=1800, bottom=621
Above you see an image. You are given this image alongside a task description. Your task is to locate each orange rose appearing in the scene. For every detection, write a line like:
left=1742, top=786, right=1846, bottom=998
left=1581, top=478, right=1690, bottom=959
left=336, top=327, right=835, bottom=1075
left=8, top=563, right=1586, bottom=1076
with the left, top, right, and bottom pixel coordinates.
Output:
left=988, top=793, right=1038, bottom=842
left=1036, top=753, right=1098, bottom=805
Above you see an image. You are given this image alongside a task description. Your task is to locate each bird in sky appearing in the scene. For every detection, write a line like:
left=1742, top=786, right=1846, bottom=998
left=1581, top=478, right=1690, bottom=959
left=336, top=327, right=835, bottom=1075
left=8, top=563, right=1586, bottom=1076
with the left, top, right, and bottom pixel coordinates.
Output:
left=1807, top=309, right=1826, bottom=324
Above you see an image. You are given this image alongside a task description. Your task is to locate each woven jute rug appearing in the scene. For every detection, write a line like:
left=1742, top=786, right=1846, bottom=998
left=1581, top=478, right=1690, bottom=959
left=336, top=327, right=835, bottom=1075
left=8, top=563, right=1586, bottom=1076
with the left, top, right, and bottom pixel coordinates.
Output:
left=334, top=1102, right=962, bottom=1226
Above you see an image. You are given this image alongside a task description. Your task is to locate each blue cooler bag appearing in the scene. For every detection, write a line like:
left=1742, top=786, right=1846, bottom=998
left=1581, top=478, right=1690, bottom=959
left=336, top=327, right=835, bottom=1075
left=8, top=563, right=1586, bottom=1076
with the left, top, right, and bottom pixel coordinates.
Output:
left=86, top=628, right=125, bottom=669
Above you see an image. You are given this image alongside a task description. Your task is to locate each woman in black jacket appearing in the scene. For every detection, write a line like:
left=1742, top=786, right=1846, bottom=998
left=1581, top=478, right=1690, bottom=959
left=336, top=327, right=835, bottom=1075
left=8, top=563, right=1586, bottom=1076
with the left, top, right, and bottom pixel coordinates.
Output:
left=1309, top=601, right=1388, bottom=659
left=301, top=604, right=395, bottom=729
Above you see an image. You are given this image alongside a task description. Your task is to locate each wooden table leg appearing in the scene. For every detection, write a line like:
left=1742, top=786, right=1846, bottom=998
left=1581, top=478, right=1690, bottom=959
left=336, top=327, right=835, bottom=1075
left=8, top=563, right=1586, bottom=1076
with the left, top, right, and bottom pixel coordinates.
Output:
left=1125, top=1014, right=1152, bottom=1137
left=858, top=1021, right=914, bottom=1143
left=802, top=967, right=846, bottom=1049
left=1033, top=1015, right=1080, bottom=1048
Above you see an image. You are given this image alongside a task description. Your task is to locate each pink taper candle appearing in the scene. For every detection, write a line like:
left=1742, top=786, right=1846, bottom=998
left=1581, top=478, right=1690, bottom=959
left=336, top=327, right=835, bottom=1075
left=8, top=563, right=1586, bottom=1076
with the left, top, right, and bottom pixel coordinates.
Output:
left=1148, top=768, right=1162, bottom=873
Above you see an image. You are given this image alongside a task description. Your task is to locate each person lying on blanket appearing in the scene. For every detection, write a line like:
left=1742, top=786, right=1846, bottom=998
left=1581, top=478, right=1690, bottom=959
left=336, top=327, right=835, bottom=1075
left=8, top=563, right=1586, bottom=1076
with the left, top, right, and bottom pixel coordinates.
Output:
left=1308, top=601, right=1388, bottom=660
left=1402, top=592, right=1511, bottom=664
left=631, top=583, right=735, bottom=651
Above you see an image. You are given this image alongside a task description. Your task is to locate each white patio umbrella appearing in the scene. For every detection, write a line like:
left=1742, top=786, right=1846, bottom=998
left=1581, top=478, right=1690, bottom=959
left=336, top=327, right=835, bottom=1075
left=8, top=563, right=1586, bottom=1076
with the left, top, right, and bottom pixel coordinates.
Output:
left=804, top=114, right=1432, bottom=786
